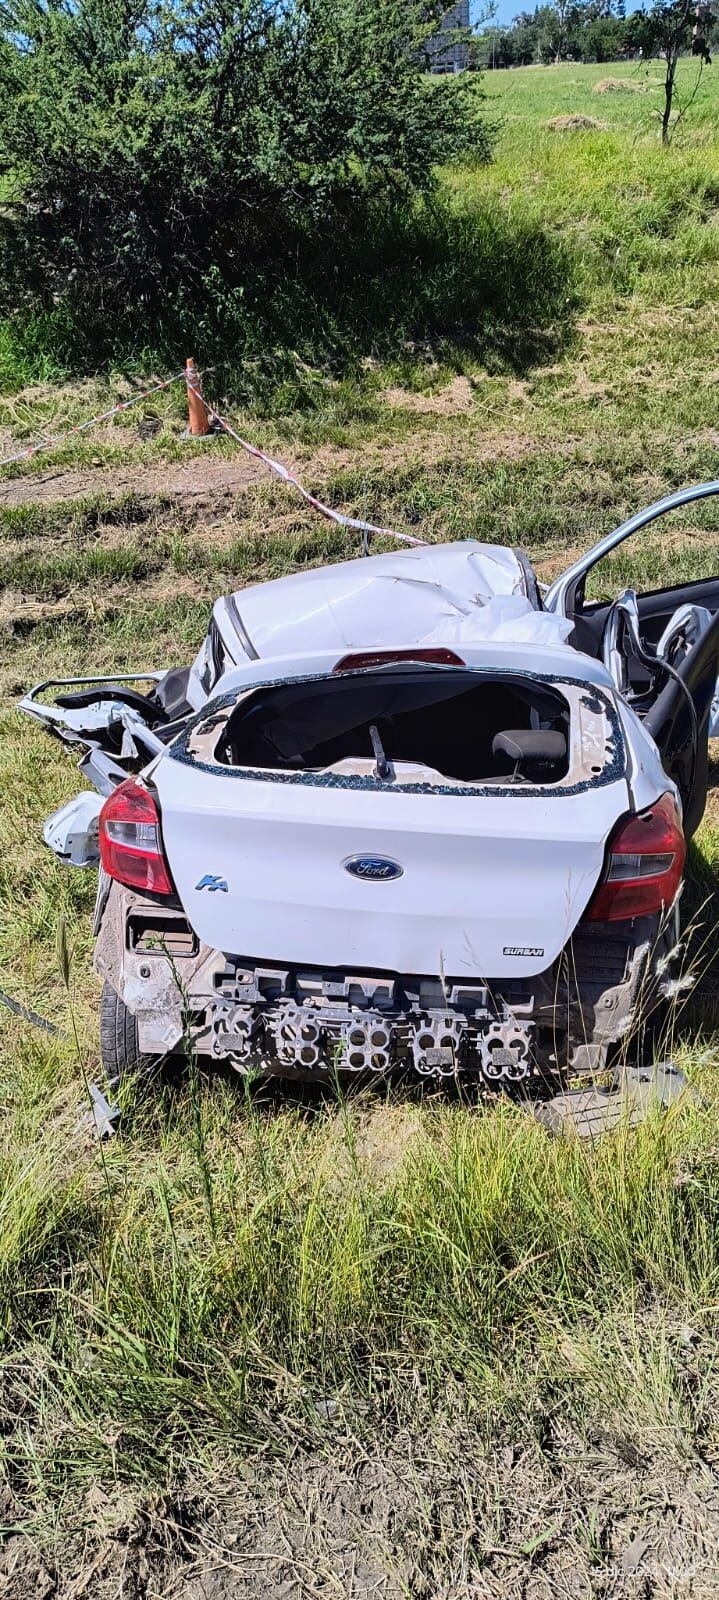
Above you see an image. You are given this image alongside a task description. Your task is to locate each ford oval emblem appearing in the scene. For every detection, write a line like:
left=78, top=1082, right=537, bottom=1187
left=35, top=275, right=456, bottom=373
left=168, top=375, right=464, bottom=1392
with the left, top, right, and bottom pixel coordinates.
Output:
left=344, top=855, right=404, bottom=882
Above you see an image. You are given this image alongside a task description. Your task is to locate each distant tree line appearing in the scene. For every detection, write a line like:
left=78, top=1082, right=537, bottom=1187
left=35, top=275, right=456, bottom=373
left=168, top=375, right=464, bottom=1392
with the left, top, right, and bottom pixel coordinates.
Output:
left=474, top=0, right=717, bottom=68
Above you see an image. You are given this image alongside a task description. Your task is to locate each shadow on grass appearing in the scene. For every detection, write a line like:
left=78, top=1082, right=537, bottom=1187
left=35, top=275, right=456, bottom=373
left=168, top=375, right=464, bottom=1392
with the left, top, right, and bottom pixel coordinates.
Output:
left=134, top=1056, right=505, bottom=1137
left=0, top=192, right=579, bottom=394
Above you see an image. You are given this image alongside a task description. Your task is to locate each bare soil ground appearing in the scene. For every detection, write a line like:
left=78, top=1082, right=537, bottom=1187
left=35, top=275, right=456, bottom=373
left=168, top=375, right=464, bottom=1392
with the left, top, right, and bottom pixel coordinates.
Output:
left=0, top=453, right=268, bottom=509
left=382, top=376, right=475, bottom=415
left=3, top=1417, right=719, bottom=1599
left=0, top=424, right=543, bottom=510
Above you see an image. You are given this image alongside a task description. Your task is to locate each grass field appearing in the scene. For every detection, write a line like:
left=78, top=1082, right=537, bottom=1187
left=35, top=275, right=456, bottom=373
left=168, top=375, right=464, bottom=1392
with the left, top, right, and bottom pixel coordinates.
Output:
left=3, top=57, right=719, bottom=1597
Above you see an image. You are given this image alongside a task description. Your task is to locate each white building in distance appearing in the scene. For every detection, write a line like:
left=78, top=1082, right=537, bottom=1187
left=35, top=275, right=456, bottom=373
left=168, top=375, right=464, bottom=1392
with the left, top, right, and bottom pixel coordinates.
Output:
left=426, top=1, right=470, bottom=73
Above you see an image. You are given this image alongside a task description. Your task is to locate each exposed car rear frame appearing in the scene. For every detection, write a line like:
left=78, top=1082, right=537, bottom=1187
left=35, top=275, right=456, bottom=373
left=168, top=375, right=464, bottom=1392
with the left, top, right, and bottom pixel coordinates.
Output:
left=94, top=877, right=674, bottom=1085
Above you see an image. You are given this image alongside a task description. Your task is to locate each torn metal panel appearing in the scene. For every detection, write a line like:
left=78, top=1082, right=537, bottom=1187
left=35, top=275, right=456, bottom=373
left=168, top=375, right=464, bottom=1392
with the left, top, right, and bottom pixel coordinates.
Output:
left=189, top=541, right=575, bottom=706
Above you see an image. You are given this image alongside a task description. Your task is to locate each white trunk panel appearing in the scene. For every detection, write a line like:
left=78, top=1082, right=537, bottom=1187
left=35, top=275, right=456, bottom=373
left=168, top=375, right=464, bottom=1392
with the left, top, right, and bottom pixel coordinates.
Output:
left=155, top=761, right=631, bottom=978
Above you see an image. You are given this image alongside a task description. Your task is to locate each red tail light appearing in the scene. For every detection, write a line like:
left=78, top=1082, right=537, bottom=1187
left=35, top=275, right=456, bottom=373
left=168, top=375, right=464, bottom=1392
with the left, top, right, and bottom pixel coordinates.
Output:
left=334, top=648, right=464, bottom=673
left=585, top=793, right=685, bottom=923
left=99, top=779, right=174, bottom=897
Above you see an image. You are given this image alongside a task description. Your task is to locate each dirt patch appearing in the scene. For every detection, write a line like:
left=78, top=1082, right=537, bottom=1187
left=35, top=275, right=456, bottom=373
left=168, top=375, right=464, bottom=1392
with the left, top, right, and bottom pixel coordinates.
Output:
left=0, top=429, right=552, bottom=523
left=4, top=1414, right=719, bottom=1599
left=0, top=454, right=268, bottom=511
left=0, top=427, right=551, bottom=516
left=680, top=428, right=719, bottom=458
left=311, top=429, right=544, bottom=475
left=382, top=377, right=475, bottom=416
left=173, top=1445, right=719, bottom=1600
left=561, top=367, right=611, bottom=403
left=546, top=114, right=607, bottom=132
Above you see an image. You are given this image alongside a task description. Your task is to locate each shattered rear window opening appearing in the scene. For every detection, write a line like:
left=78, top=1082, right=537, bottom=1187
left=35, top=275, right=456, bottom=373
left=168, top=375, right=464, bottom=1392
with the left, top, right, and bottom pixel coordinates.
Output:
left=217, top=668, right=569, bottom=784
left=177, top=667, right=625, bottom=795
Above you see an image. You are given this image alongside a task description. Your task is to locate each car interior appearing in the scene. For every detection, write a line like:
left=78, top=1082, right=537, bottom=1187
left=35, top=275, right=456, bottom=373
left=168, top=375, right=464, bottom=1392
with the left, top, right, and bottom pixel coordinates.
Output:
left=216, top=667, right=572, bottom=786
left=566, top=567, right=719, bottom=835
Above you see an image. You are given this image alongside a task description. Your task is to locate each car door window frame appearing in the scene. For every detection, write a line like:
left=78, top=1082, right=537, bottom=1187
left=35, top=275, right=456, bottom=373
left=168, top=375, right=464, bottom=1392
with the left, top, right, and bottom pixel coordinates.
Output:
left=544, top=480, right=719, bottom=621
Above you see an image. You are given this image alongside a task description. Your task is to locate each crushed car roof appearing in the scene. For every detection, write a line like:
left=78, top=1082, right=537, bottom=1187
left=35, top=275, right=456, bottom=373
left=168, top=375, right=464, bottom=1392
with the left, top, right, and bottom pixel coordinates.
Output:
left=218, top=541, right=575, bottom=660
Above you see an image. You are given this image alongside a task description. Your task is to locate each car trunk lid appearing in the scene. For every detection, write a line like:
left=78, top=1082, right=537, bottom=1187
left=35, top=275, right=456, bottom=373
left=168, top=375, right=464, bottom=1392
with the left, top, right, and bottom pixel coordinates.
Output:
left=154, top=657, right=630, bottom=978
left=154, top=761, right=630, bottom=978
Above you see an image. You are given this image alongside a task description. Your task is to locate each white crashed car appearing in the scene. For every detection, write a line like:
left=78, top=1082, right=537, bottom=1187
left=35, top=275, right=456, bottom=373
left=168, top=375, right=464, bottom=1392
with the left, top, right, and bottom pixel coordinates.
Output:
left=20, top=480, right=719, bottom=1113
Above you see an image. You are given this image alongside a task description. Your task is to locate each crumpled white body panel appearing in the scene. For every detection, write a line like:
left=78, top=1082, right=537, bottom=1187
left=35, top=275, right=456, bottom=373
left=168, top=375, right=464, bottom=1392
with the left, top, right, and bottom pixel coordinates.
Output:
left=443, top=592, right=574, bottom=646
left=201, top=543, right=573, bottom=695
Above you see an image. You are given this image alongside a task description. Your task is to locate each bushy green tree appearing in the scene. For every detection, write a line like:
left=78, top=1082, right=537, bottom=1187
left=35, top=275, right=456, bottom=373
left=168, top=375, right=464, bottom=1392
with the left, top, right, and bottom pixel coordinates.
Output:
left=0, top=0, right=491, bottom=322
left=575, top=13, right=628, bottom=60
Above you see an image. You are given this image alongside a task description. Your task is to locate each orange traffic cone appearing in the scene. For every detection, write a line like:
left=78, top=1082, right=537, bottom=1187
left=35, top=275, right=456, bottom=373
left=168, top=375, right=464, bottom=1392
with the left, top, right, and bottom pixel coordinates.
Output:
left=185, top=357, right=210, bottom=436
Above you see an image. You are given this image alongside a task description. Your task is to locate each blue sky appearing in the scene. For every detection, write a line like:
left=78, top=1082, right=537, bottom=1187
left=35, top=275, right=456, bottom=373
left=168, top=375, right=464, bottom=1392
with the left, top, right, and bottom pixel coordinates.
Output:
left=470, top=0, right=642, bottom=29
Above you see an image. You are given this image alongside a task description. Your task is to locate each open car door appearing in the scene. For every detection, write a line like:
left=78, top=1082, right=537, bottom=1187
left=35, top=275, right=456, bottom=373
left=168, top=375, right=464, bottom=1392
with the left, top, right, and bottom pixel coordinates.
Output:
left=545, top=480, right=719, bottom=837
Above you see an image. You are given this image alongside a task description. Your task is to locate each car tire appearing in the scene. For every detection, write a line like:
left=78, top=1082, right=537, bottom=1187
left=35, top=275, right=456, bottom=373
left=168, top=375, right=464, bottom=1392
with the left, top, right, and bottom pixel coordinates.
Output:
left=100, top=981, right=150, bottom=1092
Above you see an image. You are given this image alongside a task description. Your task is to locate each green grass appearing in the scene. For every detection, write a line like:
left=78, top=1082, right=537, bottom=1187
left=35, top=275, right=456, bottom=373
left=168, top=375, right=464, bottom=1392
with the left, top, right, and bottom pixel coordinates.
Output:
left=3, top=57, right=719, bottom=1588
left=3, top=1054, right=719, bottom=1493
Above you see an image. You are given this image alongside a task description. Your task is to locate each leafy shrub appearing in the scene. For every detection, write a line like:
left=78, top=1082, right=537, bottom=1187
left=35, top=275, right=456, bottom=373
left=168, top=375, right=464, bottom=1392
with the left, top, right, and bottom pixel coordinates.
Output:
left=0, top=0, right=493, bottom=334
left=0, top=186, right=575, bottom=383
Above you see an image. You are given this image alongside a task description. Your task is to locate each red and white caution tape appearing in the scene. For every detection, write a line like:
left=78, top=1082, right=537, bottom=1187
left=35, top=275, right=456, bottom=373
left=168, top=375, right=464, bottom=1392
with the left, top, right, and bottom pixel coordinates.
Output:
left=187, top=381, right=428, bottom=551
left=0, top=361, right=426, bottom=550
left=0, top=371, right=186, bottom=473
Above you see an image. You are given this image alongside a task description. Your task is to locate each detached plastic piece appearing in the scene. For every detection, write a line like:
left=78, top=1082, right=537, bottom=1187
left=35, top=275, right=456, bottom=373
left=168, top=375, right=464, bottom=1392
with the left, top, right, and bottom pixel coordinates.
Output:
left=43, top=792, right=103, bottom=867
left=534, top=1060, right=691, bottom=1138
left=89, top=1082, right=121, bottom=1139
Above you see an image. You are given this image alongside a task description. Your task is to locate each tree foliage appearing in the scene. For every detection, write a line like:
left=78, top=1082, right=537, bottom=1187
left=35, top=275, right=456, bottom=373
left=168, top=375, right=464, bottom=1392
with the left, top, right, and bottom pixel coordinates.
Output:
left=0, top=0, right=492, bottom=320
left=476, top=0, right=717, bottom=69
left=476, top=1, right=630, bottom=67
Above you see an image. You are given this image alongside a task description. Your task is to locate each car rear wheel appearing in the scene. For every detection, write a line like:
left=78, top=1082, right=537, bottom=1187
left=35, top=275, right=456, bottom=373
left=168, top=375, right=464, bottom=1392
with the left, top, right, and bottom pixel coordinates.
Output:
left=100, top=981, right=152, bottom=1092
